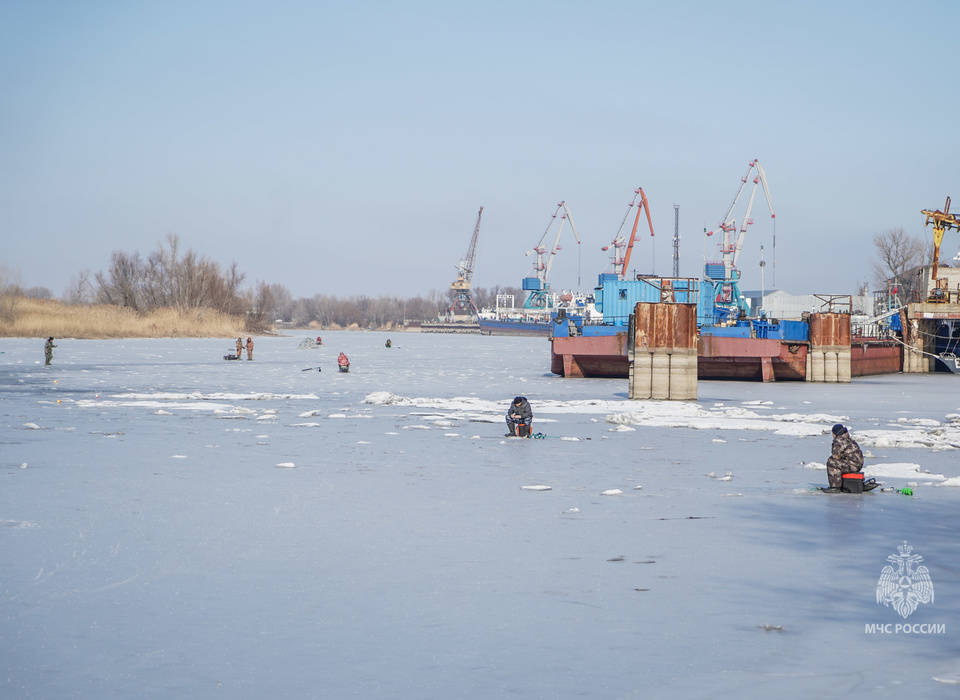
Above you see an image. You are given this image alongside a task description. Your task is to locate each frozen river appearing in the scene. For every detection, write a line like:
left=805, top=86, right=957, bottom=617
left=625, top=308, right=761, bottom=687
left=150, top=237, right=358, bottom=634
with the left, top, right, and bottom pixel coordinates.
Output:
left=2, top=332, right=959, bottom=698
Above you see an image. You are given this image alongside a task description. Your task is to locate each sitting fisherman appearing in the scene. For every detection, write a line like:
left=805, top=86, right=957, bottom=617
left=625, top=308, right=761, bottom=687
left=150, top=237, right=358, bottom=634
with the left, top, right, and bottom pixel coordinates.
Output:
left=826, top=423, right=863, bottom=488
left=337, top=352, right=350, bottom=371
left=505, top=396, right=533, bottom=438
left=385, top=338, right=392, bottom=348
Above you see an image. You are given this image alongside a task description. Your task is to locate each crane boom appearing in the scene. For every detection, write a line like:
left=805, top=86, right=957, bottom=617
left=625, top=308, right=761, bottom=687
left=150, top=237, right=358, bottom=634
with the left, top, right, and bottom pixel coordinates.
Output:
left=708, top=159, right=775, bottom=282
left=448, top=206, right=484, bottom=320
left=601, top=187, right=655, bottom=280
left=704, top=159, right=776, bottom=322
left=522, top=201, right=582, bottom=309
left=620, top=188, right=654, bottom=278
left=542, top=202, right=581, bottom=285
left=923, top=196, right=960, bottom=286
left=455, top=207, right=483, bottom=283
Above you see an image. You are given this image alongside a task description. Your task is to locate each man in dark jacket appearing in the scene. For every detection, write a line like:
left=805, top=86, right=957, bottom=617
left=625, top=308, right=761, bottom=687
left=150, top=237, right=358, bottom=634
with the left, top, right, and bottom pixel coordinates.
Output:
left=826, top=423, right=864, bottom=488
left=44, top=337, right=57, bottom=365
left=505, top=396, right=533, bottom=437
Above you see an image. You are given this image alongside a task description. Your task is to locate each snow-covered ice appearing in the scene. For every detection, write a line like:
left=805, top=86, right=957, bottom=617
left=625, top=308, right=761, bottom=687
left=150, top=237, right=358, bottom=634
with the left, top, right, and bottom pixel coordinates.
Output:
left=2, top=333, right=959, bottom=698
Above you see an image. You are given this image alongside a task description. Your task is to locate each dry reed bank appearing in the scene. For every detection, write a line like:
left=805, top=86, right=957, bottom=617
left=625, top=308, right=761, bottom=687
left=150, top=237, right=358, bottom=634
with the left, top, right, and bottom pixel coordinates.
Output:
left=0, top=296, right=254, bottom=338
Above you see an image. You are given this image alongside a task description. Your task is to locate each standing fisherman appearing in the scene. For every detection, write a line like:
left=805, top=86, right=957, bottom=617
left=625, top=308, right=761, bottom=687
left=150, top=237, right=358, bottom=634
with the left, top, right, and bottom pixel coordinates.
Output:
left=44, top=337, right=57, bottom=365
left=236, top=337, right=243, bottom=360
left=245, top=337, right=254, bottom=361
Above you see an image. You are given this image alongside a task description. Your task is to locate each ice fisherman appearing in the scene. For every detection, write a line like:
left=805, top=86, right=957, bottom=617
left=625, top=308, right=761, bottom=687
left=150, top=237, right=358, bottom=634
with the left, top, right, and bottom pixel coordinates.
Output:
left=44, top=337, right=57, bottom=365
left=826, top=423, right=863, bottom=488
left=245, top=337, right=254, bottom=360
left=505, top=396, right=533, bottom=437
left=385, top=338, right=392, bottom=348
left=337, top=352, right=350, bottom=372
left=236, top=337, right=243, bottom=360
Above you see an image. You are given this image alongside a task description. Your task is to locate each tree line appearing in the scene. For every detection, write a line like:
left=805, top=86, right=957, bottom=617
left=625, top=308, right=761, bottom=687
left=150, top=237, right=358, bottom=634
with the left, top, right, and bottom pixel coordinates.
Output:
left=9, top=226, right=939, bottom=330
left=60, top=236, right=523, bottom=329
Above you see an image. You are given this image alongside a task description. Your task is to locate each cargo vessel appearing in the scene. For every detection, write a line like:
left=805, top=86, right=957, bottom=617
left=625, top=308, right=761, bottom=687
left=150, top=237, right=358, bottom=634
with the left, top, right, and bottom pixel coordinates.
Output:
left=549, top=273, right=904, bottom=380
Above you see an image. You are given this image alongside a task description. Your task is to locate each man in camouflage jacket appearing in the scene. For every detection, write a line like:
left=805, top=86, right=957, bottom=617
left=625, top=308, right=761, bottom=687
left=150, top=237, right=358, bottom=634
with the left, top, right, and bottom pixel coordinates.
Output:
left=826, top=423, right=863, bottom=488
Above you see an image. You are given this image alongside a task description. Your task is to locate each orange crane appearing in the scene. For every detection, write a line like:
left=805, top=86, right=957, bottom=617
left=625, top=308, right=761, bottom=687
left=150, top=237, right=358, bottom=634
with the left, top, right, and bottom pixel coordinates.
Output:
left=602, top=187, right=655, bottom=280
left=448, top=207, right=483, bottom=319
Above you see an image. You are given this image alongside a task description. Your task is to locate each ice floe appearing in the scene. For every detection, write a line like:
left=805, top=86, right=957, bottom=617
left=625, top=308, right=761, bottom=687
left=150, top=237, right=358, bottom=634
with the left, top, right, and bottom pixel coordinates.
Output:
left=803, top=461, right=947, bottom=481
left=0, top=520, right=38, bottom=529
left=601, top=489, right=623, bottom=496
left=110, top=392, right=318, bottom=401
left=896, top=417, right=940, bottom=427
left=275, top=462, right=296, bottom=469
left=521, top=485, right=552, bottom=491
left=362, top=390, right=960, bottom=450
left=707, top=472, right=734, bottom=481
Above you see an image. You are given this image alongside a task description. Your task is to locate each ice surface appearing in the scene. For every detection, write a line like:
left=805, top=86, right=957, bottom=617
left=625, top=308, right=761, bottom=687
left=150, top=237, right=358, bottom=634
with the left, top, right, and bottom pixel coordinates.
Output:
left=2, top=333, right=959, bottom=698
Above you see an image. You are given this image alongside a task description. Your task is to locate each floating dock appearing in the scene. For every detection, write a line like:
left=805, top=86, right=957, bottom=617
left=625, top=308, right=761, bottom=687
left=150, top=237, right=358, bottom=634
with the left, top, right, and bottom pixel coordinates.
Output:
left=552, top=308, right=905, bottom=381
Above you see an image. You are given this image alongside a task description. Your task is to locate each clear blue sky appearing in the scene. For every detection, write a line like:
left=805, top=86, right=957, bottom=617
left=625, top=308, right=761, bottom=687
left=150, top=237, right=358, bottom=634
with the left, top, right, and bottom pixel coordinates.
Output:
left=2, top=0, right=958, bottom=299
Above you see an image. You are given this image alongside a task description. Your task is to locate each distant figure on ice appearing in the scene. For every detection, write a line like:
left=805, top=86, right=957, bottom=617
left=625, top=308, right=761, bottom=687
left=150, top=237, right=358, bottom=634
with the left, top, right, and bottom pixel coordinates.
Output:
left=826, top=423, right=863, bottom=488
left=337, top=352, right=350, bottom=372
left=385, top=338, right=392, bottom=348
left=236, top=337, right=243, bottom=360
left=44, top=337, right=57, bottom=366
left=505, top=396, right=533, bottom=438
left=245, top=337, right=254, bottom=361
left=316, top=336, right=323, bottom=346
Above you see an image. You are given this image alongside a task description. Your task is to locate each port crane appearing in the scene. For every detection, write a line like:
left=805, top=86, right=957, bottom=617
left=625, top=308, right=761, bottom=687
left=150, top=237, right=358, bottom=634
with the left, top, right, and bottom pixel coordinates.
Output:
left=523, top=201, right=581, bottom=309
left=601, top=187, right=655, bottom=280
left=922, top=196, right=960, bottom=302
left=448, top=206, right=483, bottom=320
left=705, top=159, right=775, bottom=320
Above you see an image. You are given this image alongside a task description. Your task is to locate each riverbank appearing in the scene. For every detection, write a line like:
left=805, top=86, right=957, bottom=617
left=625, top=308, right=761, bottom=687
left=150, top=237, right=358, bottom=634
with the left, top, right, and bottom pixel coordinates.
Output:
left=0, top=297, right=251, bottom=338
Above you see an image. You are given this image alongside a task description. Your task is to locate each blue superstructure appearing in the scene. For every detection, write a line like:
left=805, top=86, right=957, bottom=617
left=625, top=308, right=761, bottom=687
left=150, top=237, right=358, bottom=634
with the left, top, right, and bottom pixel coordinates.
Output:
left=553, top=272, right=809, bottom=342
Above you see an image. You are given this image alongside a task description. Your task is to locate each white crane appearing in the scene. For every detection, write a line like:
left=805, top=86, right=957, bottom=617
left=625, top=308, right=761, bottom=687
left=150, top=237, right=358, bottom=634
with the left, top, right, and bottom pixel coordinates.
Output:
left=707, top=159, right=776, bottom=283
left=523, top=201, right=581, bottom=308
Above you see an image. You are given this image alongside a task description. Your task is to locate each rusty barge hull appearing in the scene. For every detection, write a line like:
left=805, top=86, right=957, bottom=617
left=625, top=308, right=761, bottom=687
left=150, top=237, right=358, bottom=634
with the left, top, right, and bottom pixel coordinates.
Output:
left=551, top=335, right=902, bottom=379
left=698, top=336, right=807, bottom=381
left=851, top=340, right=902, bottom=376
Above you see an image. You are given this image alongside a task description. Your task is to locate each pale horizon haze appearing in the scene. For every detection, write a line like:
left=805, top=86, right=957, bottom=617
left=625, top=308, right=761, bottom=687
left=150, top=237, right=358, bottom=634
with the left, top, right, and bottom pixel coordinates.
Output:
left=2, top=1, right=958, bottom=300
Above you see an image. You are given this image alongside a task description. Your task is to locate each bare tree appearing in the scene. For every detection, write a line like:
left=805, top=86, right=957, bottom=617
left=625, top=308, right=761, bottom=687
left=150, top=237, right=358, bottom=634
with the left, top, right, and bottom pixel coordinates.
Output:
left=96, top=251, right=143, bottom=310
left=64, top=271, right=95, bottom=304
left=872, top=228, right=926, bottom=286
left=0, top=266, right=22, bottom=322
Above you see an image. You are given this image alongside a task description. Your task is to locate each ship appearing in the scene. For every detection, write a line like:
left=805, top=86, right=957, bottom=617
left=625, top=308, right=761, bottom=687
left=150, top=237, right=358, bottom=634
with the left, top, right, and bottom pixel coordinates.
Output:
left=477, top=290, right=598, bottom=336
left=549, top=272, right=904, bottom=380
